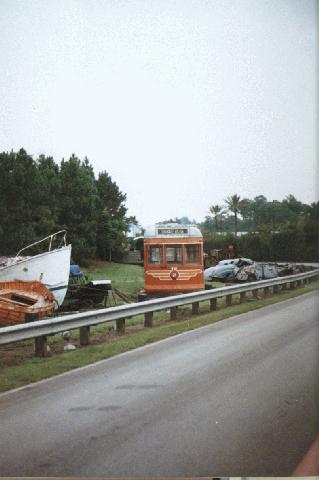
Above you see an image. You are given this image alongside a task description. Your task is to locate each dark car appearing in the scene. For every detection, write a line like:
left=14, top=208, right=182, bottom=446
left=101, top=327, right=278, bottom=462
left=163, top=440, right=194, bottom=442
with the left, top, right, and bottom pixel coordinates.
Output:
left=204, top=258, right=253, bottom=281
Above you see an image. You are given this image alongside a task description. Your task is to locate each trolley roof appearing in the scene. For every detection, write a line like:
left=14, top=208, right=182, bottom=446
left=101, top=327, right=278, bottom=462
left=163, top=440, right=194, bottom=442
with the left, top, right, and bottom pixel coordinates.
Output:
left=144, top=223, right=202, bottom=238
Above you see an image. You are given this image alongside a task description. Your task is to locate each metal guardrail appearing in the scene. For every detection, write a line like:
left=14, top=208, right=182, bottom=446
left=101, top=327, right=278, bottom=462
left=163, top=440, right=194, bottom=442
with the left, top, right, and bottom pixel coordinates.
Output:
left=0, top=269, right=318, bottom=355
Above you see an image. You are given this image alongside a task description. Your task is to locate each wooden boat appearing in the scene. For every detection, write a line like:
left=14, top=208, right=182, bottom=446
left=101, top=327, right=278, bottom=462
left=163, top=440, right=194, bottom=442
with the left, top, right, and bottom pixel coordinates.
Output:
left=0, top=280, right=55, bottom=327
left=0, top=231, right=71, bottom=308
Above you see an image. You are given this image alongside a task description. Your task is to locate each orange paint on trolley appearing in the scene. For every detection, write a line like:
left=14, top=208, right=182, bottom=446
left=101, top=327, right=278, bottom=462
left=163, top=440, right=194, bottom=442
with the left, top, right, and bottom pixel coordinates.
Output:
left=143, top=224, right=205, bottom=295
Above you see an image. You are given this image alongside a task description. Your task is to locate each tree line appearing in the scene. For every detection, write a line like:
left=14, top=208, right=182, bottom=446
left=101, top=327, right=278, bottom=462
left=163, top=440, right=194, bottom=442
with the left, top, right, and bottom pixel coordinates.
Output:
left=200, top=194, right=319, bottom=261
left=1, top=150, right=317, bottom=263
left=0, top=149, right=136, bottom=262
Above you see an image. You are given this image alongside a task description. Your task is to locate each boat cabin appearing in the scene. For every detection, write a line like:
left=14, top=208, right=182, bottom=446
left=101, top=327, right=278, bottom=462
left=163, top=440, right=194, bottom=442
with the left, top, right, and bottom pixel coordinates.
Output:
left=142, top=224, right=205, bottom=296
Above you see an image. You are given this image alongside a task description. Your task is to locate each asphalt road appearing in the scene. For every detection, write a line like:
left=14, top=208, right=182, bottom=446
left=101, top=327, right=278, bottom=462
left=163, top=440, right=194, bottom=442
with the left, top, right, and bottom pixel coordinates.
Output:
left=0, top=291, right=318, bottom=477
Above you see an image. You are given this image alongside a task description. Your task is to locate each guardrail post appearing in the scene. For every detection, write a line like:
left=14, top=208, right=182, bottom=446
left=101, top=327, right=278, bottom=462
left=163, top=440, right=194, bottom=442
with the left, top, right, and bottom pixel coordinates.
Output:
left=192, top=302, right=199, bottom=315
left=226, top=294, right=232, bottom=307
left=239, top=292, right=246, bottom=303
left=144, top=312, right=153, bottom=327
left=264, top=287, right=270, bottom=297
left=252, top=289, right=259, bottom=299
left=273, top=284, right=279, bottom=294
left=297, top=280, right=302, bottom=287
left=210, top=298, right=217, bottom=311
left=282, top=283, right=288, bottom=290
left=116, top=318, right=125, bottom=334
left=35, top=336, right=48, bottom=357
left=80, top=326, right=90, bottom=345
left=289, top=281, right=295, bottom=290
left=170, top=307, right=177, bottom=320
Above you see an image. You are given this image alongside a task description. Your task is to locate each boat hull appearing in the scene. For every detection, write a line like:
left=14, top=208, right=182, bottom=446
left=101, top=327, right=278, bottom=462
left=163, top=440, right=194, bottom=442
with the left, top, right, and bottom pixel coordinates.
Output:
left=0, top=280, right=56, bottom=327
left=0, top=245, right=71, bottom=307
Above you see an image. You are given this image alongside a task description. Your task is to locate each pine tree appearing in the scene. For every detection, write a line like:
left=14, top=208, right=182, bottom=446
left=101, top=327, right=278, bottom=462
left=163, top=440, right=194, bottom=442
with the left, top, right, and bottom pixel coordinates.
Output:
left=96, top=171, right=128, bottom=261
left=59, top=155, right=98, bottom=261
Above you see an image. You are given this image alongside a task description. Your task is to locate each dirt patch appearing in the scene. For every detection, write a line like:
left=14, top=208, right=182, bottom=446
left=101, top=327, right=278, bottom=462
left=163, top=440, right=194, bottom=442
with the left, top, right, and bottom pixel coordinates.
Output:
left=0, top=342, right=41, bottom=368
left=0, top=340, right=68, bottom=368
left=0, top=322, right=153, bottom=369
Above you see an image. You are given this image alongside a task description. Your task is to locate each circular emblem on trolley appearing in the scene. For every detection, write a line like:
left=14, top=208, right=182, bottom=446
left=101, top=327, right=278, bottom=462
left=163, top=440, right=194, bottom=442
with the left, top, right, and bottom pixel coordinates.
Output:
left=170, top=268, right=179, bottom=280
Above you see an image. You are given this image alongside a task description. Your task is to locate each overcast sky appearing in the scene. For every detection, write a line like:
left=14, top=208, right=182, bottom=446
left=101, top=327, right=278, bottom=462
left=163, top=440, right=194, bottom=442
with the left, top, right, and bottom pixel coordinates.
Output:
left=0, top=0, right=317, bottom=226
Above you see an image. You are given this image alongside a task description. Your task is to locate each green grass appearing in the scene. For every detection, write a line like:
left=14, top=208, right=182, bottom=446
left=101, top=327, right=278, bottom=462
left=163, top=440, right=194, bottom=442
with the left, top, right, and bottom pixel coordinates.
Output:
left=83, top=261, right=144, bottom=297
left=0, top=279, right=318, bottom=393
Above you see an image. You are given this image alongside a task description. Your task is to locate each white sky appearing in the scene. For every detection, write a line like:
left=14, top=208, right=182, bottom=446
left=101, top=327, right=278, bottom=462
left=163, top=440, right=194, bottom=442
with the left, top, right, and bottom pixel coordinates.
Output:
left=0, top=0, right=317, bottom=226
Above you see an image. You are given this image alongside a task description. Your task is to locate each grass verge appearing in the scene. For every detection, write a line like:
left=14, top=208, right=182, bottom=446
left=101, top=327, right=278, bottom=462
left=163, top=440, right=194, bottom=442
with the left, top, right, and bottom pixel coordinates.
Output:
left=83, top=261, right=144, bottom=297
left=0, top=281, right=318, bottom=393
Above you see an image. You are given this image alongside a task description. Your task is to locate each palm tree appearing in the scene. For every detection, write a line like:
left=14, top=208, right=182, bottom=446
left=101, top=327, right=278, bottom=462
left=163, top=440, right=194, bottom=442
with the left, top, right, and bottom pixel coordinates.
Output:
left=225, top=194, right=241, bottom=238
left=209, top=204, right=224, bottom=232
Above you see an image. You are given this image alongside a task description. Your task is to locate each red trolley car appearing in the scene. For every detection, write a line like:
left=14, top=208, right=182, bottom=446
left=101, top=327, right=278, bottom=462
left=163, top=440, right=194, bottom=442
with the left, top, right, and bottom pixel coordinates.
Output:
left=139, top=224, right=205, bottom=299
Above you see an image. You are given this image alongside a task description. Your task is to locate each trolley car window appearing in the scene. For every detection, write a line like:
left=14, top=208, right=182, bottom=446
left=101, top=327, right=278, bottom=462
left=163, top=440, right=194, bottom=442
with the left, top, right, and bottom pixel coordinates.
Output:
left=186, top=244, right=200, bottom=263
left=166, top=245, right=182, bottom=264
left=148, top=246, right=163, bottom=264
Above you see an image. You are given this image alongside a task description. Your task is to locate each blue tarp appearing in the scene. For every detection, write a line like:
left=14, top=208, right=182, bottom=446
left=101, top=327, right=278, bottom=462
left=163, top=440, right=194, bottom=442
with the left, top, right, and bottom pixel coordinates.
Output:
left=70, top=265, right=82, bottom=277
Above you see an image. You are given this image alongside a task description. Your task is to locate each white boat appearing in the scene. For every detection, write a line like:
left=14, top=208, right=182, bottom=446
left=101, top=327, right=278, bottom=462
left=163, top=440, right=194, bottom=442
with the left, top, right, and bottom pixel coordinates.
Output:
left=0, top=231, right=72, bottom=308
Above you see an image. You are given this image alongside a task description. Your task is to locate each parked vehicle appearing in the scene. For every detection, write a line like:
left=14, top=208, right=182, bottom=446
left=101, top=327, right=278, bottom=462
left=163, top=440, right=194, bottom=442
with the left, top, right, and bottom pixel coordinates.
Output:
left=205, top=258, right=313, bottom=283
left=234, top=262, right=279, bottom=282
left=138, top=223, right=205, bottom=300
left=204, top=258, right=254, bottom=281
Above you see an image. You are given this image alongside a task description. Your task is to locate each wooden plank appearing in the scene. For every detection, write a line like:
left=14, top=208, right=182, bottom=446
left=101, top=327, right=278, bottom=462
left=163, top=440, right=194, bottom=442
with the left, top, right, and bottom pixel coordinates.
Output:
left=80, top=326, right=90, bottom=345
left=210, top=298, right=217, bottom=311
left=35, top=336, right=48, bottom=357
left=144, top=312, right=153, bottom=327
left=170, top=307, right=177, bottom=320
left=116, top=318, right=125, bottom=334
left=192, top=302, right=199, bottom=315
